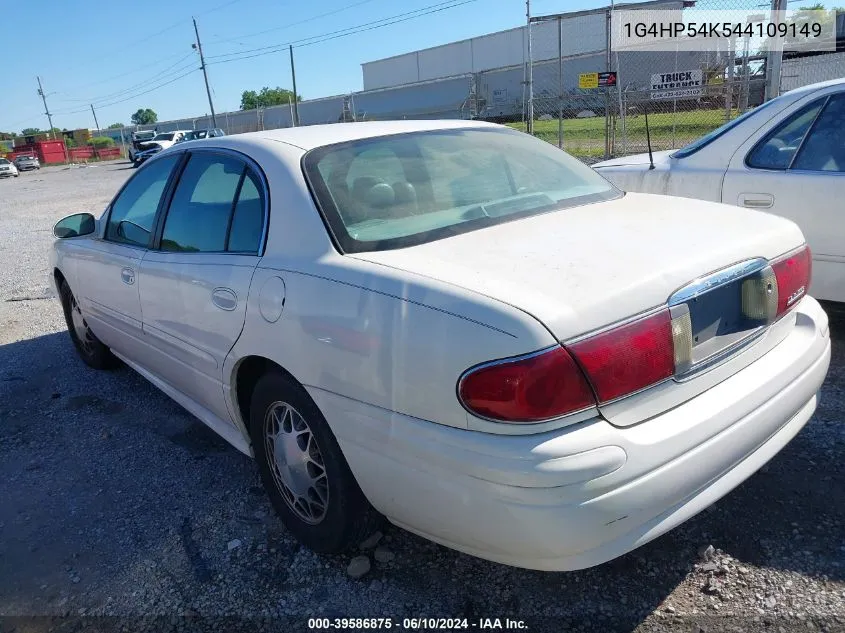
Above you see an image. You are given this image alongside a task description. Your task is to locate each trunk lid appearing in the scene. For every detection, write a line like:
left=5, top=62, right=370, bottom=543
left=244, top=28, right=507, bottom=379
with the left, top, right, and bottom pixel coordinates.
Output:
left=593, top=150, right=673, bottom=168
left=352, top=192, right=805, bottom=341
left=352, top=192, right=806, bottom=425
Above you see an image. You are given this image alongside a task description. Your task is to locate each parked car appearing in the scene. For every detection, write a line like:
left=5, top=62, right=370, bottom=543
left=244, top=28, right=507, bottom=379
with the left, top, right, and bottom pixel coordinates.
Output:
left=0, top=158, right=19, bottom=178
left=50, top=121, right=830, bottom=571
left=594, top=78, right=845, bottom=303
left=177, top=128, right=226, bottom=143
left=128, top=130, right=157, bottom=163
left=132, top=130, right=192, bottom=167
left=13, top=155, right=40, bottom=171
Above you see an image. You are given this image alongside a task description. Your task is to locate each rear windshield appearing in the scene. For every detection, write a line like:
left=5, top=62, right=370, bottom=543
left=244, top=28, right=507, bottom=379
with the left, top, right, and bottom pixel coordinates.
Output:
left=303, top=127, right=620, bottom=253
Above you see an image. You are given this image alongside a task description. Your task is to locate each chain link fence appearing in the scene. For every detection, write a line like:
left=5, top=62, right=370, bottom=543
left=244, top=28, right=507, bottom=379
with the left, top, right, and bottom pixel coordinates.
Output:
left=90, top=1, right=841, bottom=164
left=522, top=0, right=782, bottom=161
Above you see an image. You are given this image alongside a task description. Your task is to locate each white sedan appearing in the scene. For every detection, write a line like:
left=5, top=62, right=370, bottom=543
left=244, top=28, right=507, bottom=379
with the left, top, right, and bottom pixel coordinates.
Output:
left=594, top=78, right=845, bottom=304
left=50, top=121, right=830, bottom=571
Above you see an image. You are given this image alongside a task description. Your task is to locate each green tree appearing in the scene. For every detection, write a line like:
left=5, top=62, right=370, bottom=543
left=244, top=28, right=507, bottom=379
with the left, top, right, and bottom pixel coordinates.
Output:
left=240, top=86, right=300, bottom=110
left=789, top=6, right=838, bottom=49
left=107, top=122, right=125, bottom=129
left=21, top=127, right=42, bottom=136
left=130, top=108, right=158, bottom=125
left=90, top=136, right=115, bottom=148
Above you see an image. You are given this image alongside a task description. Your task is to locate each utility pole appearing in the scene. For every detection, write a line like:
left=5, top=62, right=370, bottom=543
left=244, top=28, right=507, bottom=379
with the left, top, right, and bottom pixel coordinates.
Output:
left=193, top=17, right=218, bottom=128
left=90, top=104, right=101, bottom=133
left=526, top=0, right=534, bottom=134
left=36, top=76, right=55, bottom=138
left=289, top=45, right=300, bottom=127
left=764, top=0, right=786, bottom=101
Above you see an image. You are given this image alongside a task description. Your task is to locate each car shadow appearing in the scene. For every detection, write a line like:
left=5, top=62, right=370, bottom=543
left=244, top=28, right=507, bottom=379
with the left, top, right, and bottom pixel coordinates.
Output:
left=0, top=322, right=842, bottom=627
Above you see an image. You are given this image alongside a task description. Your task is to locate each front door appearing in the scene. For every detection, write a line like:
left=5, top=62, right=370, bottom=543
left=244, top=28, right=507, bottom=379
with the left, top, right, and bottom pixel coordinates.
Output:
left=722, top=90, right=845, bottom=302
left=137, top=150, right=267, bottom=422
left=74, top=154, right=182, bottom=358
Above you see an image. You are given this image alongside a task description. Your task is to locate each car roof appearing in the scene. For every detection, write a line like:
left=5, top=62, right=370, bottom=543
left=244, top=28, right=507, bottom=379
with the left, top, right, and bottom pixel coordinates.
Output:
left=213, top=119, right=502, bottom=152
left=784, top=77, right=845, bottom=96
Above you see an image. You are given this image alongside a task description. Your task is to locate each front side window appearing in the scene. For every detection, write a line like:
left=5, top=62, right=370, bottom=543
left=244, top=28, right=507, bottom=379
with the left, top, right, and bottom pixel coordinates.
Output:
left=746, top=99, right=825, bottom=170
left=160, top=153, right=264, bottom=253
left=304, top=128, right=619, bottom=253
left=792, top=93, right=845, bottom=173
left=106, top=154, right=180, bottom=246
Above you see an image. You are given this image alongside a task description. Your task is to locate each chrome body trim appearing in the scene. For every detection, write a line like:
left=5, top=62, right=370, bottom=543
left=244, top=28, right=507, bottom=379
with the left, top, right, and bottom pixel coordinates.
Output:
left=668, top=258, right=769, bottom=306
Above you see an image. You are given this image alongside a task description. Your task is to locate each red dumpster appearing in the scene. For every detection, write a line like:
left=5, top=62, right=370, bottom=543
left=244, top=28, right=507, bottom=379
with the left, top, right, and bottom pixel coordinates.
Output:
left=69, top=147, right=95, bottom=161
left=95, top=147, right=121, bottom=160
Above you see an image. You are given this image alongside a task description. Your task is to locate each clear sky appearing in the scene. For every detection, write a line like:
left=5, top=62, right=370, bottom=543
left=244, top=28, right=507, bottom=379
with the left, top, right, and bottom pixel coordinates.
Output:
left=1, top=0, right=615, bottom=132
left=3, top=0, right=835, bottom=133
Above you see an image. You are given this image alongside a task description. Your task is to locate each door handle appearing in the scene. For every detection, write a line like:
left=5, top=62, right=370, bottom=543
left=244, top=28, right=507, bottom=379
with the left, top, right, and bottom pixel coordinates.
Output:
left=738, top=193, right=774, bottom=209
left=120, top=267, right=135, bottom=285
left=211, top=287, right=237, bottom=311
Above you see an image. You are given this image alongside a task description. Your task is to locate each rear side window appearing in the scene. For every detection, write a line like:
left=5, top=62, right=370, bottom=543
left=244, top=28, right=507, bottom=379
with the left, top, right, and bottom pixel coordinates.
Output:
left=106, top=154, right=180, bottom=246
left=160, top=152, right=265, bottom=253
left=792, top=93, right=845, bottom=172
left=227, top=171, right=265, bottom=253
left=746, top=99, right=825, bottom=170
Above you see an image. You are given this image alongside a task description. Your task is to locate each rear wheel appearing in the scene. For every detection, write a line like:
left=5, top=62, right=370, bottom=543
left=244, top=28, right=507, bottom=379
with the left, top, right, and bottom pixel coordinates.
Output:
left=249, top=371, right=381, bottom=553
left=59, top=281, right=117, bottom=370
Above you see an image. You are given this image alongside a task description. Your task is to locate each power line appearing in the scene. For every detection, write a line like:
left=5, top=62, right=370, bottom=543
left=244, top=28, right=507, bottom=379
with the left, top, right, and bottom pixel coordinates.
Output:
left=51, top=61, right=199, bottom=115
left=207, top=0, right=478, bottom=66
left=54, top=53, right=198, bottom=105
left=54, top=50, right=196, bottom=96
left=95, top=69, right=201, bottom=110
left=208, top=0, right=473, bottom=63
left=50, top=68, right=201, bottom=118
left=45, top=0, right=247, bottom=97
left=208, top=0, right=379, bottom=46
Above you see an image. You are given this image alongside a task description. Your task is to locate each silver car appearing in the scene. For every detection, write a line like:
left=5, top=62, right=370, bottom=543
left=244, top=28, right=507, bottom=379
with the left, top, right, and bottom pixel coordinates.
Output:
left=14, top=155, right=40, bottom=171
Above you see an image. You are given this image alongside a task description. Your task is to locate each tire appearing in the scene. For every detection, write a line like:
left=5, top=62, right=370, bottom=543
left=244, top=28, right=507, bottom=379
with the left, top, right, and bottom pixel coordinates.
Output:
left=250, top=371, right=381, bottom=553
left=59, top=280, right=117, bottom=370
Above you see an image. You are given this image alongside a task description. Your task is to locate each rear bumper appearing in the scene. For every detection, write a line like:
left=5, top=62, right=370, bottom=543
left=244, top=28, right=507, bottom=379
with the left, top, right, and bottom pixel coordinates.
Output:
left=311, top=297, right=830, bottom=571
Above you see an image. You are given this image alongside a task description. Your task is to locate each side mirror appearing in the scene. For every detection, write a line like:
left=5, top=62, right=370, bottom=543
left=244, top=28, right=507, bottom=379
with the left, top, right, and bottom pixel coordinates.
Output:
left=54, top=213, right=96, bottom=239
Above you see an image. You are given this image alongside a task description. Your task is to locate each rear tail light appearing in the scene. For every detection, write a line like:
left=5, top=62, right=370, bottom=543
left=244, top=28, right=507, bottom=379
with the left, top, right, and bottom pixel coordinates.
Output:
left=460, top=248, right=811, bottom=423
left=771, top=245, right=811, bottom=317
left=459, top=310, right=681, bottom=423
left=458, top=347, right=595, bottom=422
left=568, top=309, right=676, bottom=403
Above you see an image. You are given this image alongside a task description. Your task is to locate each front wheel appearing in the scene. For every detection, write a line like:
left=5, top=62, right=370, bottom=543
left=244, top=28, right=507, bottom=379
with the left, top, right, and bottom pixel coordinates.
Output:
left=59, top=281, right=117, bottom=370
left=249, top=371, right=381, bottom=553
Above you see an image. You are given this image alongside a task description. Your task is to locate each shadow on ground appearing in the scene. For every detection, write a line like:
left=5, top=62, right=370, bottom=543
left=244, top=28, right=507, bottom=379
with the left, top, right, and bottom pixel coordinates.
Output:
left=0, top=315, right=843, bottom=629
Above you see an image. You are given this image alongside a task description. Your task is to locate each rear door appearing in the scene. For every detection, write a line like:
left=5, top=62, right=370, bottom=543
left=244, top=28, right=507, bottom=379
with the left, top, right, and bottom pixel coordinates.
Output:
left=137, top=149, right=267, bottom=422
left=723, top=89, right=845, bottom=302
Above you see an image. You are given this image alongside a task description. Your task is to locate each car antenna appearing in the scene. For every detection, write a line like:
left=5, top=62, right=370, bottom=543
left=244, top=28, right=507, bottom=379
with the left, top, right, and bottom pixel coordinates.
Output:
left=644, top=103, right=655, bottom=170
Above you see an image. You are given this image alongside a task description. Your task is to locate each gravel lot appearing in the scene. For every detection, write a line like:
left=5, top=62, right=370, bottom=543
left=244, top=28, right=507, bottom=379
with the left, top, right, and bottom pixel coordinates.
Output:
left=1, top=162, right=844, bottom=633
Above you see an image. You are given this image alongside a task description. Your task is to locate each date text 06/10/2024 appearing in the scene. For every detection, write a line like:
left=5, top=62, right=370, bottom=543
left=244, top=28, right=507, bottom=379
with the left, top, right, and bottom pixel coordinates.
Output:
left=307, top=618, right=528, bottom=630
